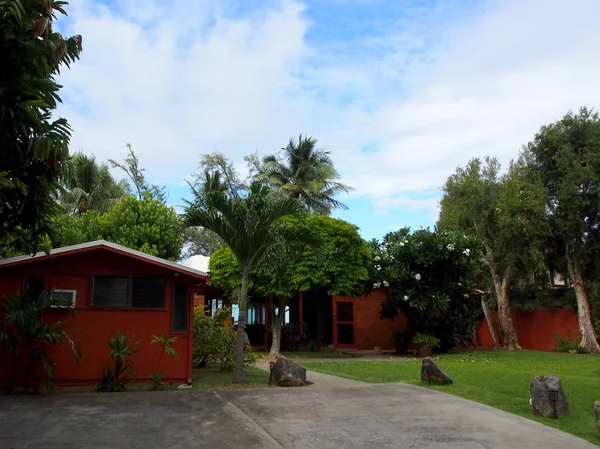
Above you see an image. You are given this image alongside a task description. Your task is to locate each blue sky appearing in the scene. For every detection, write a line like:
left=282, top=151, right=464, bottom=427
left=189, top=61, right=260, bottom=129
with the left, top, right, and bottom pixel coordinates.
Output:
left=55, top=0, right=600, bottom=241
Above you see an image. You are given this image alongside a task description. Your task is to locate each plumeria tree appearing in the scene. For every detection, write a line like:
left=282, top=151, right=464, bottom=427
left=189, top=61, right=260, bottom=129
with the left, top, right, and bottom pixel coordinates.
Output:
left=372, top=227, right=484, bottom=350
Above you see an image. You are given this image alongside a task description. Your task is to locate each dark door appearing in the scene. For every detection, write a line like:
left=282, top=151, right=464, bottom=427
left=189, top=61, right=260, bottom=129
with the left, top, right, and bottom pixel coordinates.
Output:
left=333, top=299, right=355, bottom=348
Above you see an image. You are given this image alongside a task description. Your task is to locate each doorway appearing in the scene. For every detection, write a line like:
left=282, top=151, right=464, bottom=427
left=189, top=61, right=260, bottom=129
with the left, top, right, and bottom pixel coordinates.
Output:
left=333, top=298, right=355, bottom=348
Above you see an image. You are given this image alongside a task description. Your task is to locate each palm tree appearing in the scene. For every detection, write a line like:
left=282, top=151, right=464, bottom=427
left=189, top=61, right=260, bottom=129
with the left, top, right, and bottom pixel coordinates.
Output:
left=183, top=172, right=308, bottom=383
left=60, top=153, right=125, bottom=214
left=260, top=135, right=352, bottom=214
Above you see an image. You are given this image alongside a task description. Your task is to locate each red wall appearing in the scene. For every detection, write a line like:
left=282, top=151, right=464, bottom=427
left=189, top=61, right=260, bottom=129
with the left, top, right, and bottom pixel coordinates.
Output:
left=0, top=248, right=201, bottom=387
left=334, top=289, right=407, bottom=350
left=477, top=309, right=580, bottom=351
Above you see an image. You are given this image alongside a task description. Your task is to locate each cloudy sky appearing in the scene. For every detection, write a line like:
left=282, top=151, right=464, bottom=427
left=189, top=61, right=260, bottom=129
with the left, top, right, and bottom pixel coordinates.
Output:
left=55, top=0, right=600, bottom=240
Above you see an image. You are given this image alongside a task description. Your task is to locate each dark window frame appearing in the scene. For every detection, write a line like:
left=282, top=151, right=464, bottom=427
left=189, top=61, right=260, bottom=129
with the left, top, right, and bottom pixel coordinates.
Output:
left=171, top=284, right=190, bottom=333
left=91, top=275, right=167, bottom=310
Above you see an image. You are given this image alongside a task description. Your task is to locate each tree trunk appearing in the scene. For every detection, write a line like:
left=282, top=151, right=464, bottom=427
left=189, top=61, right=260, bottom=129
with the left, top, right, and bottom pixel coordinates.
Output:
left=268, top=296, right=286, bottom=358
left=488, top=252, right=520, bottom=349
left=233, top=267, right=250, bottom=383
left=481, top=293, right=501, bottom=348
left=566, top=245, right=600, bottom=353
left=208, top=231, right=213, bottom=257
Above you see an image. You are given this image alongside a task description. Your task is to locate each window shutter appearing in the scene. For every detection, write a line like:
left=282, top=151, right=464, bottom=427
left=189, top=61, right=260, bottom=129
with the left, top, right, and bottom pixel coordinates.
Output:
left=131, top=278, right=165, bottom=308
left=92, top=277, right=128, bottom=308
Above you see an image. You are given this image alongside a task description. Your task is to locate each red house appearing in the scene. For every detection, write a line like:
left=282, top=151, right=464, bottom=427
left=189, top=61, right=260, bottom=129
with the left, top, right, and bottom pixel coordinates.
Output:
left=0, top=240, right=209, bottom=388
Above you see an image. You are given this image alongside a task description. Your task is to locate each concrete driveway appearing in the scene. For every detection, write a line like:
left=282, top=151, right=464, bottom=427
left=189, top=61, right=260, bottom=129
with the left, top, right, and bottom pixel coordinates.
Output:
left=0, top=370, right=596, bottom=449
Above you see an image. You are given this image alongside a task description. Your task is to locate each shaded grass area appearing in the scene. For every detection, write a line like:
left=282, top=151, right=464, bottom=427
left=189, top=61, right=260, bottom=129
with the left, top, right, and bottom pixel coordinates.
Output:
left=304, top=350, right=600, bottom=445
left=256, top=350, right=356, bottom=359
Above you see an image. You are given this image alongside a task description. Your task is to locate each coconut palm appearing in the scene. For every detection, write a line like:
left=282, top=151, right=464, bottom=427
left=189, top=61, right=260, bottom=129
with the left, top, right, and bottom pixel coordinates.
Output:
left=183, top=172, right=309, bottom=383
left=260, top=135, right=352, bottom=215
left=60, top=153, right=125, bottom=214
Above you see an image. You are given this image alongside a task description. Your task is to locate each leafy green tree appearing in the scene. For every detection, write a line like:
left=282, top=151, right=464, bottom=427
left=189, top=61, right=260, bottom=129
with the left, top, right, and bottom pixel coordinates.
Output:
left=439, top=157, right=548, bottom=349
left=184, top=172, right=307, bottom=383
left=0, top=289, right=81, bottom=392
left=260, top=134, right=352, bottom=215
left=181, top=226, right=224, bottom=259
left=208, top=215, right=369, bottom=357
left=109, top=144, right=166, bottom=202
left=0, top=0, right=82, bottom=255
left=60, top=152, right=125, bottom=214
left=372, top=228, right=484, bottom=350
left=100, top=195, right=183, bottom=260
left=522, top=108, right=600, bottom=353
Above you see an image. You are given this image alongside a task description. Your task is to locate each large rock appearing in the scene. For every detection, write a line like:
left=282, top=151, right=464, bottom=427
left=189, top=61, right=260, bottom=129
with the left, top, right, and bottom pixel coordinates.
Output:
left=594, top=401, right=600, bottom=433
left=421, top=357, right=453, bottom=385
left=530, top=375, right=568, bottom=418
left=271, top=356, right=307, bottom=387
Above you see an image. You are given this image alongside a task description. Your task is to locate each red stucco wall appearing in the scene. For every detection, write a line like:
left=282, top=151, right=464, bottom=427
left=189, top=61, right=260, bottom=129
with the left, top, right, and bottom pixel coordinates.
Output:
left=477, top=309, right=580, bottom=351
left=0, top=248, right=201, bottom=388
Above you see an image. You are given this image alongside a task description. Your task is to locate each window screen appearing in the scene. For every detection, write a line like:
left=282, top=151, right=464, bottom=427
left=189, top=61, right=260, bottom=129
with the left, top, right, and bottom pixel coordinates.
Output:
left=92, top=276, right=128, bottom=308
left=131, top=277, right=165, bottom=308
left=172, top=284, right=189, bottom=332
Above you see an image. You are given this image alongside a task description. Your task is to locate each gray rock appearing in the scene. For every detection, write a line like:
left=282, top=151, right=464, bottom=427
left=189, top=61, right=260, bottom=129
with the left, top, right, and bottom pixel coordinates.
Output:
left=530, top=375, right=568, bottom=418
left=271, top=355, right=307, bottom=387
left=594, top=401, right=600, bottom=433
left=421, top=357, right=453, bottom=384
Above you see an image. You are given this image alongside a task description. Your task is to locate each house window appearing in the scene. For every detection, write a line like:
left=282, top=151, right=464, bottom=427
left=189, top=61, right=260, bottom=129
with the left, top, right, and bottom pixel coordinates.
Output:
left=25, top=277, right=45, bottom=301
left=172, top=284, right=189, bottom=332
left=51, top=289, right=77, bottom=307
left=131, top=277, right=166, bottom=309
left=92, top=276, right=128, bottom=308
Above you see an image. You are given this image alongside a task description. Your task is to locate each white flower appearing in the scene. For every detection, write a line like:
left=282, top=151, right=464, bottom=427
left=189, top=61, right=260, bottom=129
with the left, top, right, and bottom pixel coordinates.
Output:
left=447, top=244, right=455, bottom=251
left=375, top=255, right=380, bottom=261
left=463, top=249, right=470, bottom=256
left=399, top=242, right=405, bottom=246
left=383, top=281, right=390, bottom=287
left=376, top=265, right=382, bottom=271
left=415, top=273, right=421, bottom=281
left=403, top=295, right=409, bottom=300
left=373, top=282, right=381, bottom=288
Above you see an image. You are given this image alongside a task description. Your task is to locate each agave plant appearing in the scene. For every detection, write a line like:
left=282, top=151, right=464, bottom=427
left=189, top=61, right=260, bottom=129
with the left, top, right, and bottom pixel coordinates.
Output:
left=0, top=289, right=81, bottom=393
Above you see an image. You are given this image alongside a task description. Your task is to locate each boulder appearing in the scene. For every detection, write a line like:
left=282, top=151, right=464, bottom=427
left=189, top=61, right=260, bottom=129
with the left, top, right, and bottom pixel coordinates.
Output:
left=530, top=375, right=568, bottom=418
left=271, top=356, right=307, bottom=387
left=421, top=357, right=453, bottom=384
left=594, top=401, right=600, bottom=433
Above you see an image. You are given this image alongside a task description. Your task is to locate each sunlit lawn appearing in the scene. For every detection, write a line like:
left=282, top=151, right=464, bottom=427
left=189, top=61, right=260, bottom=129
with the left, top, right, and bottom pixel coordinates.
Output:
left=303, top=350, right=600, bottom=445
left=256, top=349, right=357, bottom=359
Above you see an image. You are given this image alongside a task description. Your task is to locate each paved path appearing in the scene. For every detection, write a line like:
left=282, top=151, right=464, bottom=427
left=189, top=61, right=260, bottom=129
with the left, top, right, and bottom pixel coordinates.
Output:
left=0, top=368, right=596, bottom=448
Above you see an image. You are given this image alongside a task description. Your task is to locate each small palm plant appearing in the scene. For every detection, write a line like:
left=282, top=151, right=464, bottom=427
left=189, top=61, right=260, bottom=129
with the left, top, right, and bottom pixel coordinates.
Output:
left=96, top=331, right=139, bottom=392
left=149, top=331, right=178, bottom=390
left=0, top=289, right=81, bottom=393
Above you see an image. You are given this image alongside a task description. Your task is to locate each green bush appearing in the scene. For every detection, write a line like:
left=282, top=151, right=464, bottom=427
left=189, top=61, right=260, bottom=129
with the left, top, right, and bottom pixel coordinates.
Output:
left=412, top=333, right=440, bottom=348
left=192, top=306, right=256, bottom=370
left=553, top=330, right=588, bottom=354
left=96, top=331, right=139, bottom=392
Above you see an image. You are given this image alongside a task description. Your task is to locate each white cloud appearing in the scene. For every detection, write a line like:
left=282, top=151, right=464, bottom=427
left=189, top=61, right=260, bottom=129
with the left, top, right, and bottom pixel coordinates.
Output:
left=55, top=0, right=600, bottom=220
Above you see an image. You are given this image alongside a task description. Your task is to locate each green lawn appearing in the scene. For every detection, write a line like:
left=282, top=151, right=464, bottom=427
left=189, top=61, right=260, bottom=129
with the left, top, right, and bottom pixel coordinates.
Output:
left=257, top=350, right=356, bottom=359
left=188, top=365, right=273, bottom=390
left=303, top=350, right=600, bottom=445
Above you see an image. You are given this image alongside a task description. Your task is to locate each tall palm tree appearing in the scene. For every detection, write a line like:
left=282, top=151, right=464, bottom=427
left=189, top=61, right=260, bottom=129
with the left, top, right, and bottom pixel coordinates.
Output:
left=260, top=135, right=352, bottom=214
left=60, top=153, right=125, bottom=214
left=183, top=173, right=308, bottom=383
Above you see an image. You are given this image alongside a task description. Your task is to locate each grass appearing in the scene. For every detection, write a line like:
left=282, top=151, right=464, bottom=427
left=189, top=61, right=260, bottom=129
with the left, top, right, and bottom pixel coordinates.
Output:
left=303, top=350, right=600, bottom=445
left=256, top=349, right=356, bottom=359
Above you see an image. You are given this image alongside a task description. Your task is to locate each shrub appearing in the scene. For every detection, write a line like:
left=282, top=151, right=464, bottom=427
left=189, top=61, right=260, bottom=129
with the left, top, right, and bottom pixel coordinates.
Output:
left=96, top=331, right=139, bottom=392
left=149, top=331, right=178, bottom=390
left=192, top=306, right=256, bottom=370
left=412, top=333, right=440, bottom=348
left=553, top=329, right=588, bottom=354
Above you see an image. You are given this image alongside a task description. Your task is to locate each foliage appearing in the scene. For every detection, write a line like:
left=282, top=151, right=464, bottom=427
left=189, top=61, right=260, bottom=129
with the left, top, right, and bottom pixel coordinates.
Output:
left=373, top=227, right=484, bottom=349
left=0, top=289, right=81, bottom=392
left=303, top=351, right=600, bottom=444
left=50, top=195, right=183, bottom=260
left=149, top=331, right=178, bottom=390
left=109, top=144, right=166, bottom=201
left=96, top=331, right=139, bottom=392
left=552, top=329, right=589, bottom=354
left=195, top=151, right=246, bottom=197
left=181, top=226, right=224, bottom=259
left=60, top=152, right=126, bottom=214
left=0, top=0, right=83, bottom=255
left=184, top=171, right=309, bottom=383
left=258, top=134, right=352, bottom=215
left=412, top=333, right=440, bottom=348
left=192, top=307, right=256, bottom=370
